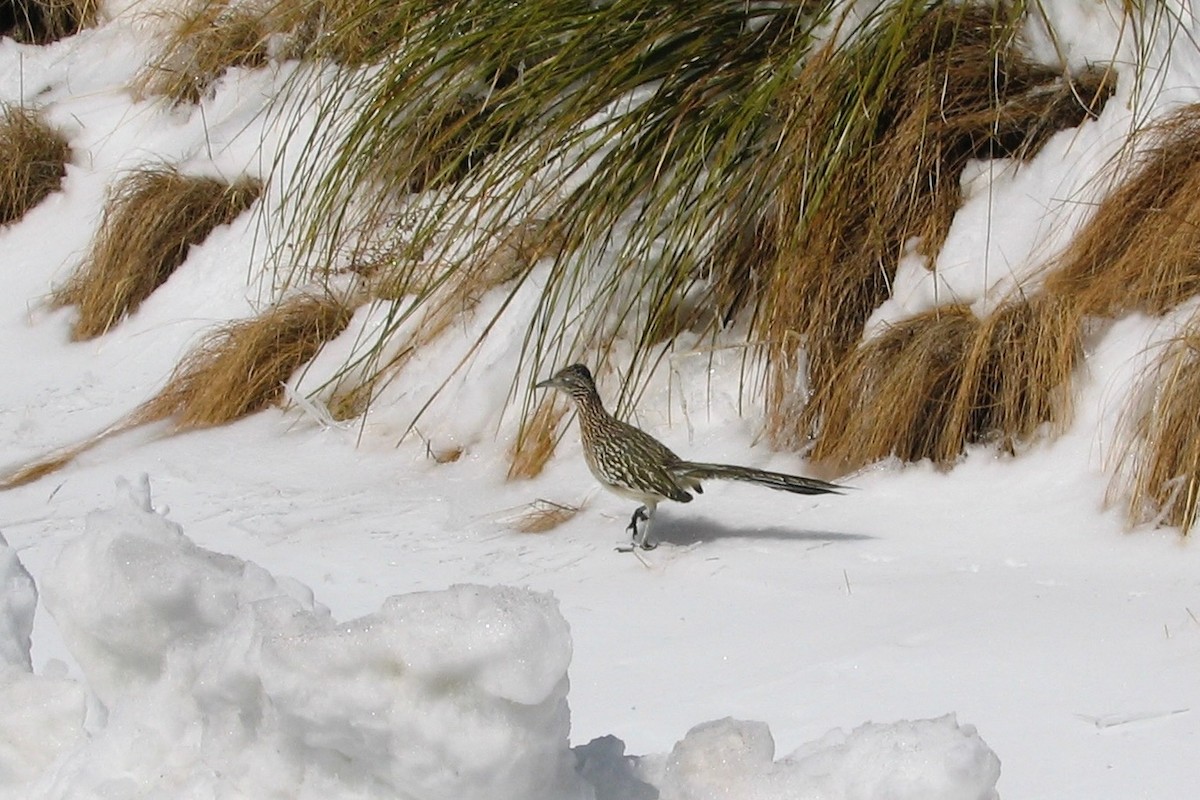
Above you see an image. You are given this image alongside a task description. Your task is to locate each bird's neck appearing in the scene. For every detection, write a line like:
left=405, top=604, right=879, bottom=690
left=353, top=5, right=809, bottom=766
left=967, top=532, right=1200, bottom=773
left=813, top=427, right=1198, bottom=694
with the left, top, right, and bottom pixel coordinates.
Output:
left=570, top=385, right=610, bottom=426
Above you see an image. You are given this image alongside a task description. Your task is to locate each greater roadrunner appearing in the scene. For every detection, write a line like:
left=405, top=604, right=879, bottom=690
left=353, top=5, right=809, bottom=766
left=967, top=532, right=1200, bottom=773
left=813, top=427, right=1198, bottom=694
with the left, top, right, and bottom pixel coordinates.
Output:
left=536, top=364, right=845, bottom=550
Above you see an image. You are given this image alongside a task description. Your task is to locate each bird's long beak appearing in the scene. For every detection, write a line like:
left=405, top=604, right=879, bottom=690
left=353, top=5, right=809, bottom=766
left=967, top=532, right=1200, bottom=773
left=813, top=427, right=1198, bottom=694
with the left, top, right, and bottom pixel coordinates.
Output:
left=535, top=376, right=557, bottom=390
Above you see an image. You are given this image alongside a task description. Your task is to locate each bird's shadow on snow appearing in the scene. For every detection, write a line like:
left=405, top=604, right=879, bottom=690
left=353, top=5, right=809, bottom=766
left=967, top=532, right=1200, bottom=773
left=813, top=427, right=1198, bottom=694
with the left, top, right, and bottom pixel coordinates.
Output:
left=650, top=514, right=873, bottom=547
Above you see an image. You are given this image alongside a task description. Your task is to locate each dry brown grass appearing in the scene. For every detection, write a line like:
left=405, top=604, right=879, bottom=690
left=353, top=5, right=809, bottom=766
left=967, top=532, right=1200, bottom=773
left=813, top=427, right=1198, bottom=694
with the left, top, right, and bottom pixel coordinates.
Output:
left=1114, top=326, right=1200, bottom=534
left=132, top=293, right=355, bottom=430
left=1, top=0, right=99, bottom=44
left=507, top=396, right=568, bottom=480
left=1, top=292, right=356, bottom=490
left=298, top=0, right=429, bottom=66
left=53, top=168, right=262, bottom=340
left=133, top=0, right=426, bottom=94
left=135, top=2, right=269, bottom=104
left=1043, top=104, right=1200, bottom=318
left=942, top=294, right=1083, bottom=459
left=0, top=441, right=94, bottom=489
left=0, top=105, right=69, bottom=226
left=761, top=5, right=1114, bottom=448
left=804, top=292, right=1084, bottom=472
left=806, top=305, right=977, bottom=472
left=511, top=499, right=582, bottom=534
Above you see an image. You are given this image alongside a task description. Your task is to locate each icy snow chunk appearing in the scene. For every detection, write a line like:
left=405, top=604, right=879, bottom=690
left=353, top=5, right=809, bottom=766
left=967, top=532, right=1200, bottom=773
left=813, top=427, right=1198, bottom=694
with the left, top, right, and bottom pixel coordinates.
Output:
left=646, top=715, right=1000, bottom=800
left=185, top=584, right=579, bottom=799
left=0, top=534, right=87, bottom=789
left=0, top=666, right=86, bottom=788
left=41, top=475, right=325, bottom=705
left=35, top=479, right=585, bottom=800
left=0, top=533, right=36, bottom=670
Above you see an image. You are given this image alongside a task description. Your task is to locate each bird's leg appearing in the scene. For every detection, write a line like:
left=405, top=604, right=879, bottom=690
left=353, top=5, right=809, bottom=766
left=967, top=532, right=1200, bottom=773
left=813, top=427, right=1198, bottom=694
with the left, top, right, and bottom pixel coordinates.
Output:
left=622, top=505, right=657, bottom=551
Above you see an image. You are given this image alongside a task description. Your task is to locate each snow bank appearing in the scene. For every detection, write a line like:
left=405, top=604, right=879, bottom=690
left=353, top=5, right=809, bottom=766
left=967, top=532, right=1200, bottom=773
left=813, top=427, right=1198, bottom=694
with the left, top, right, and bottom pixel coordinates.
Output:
left=35, top=478, right=585, bottom=799
left=6, top=482, right=1002, bottom=799
left=633, top=716, right=1000, bottom=800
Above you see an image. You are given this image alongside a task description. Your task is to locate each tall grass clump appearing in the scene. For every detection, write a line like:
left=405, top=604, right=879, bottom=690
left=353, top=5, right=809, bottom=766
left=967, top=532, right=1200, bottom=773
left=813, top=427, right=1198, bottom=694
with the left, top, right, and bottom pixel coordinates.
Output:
left=507, top=395, right=568, bottom=480
left=276, top=0, right=1115, bottom=475
left=1, top=0, right=98, bottom=43
left=760, top=1, right=1113, bottom=448
left=280, top=0, right=849, bottom=433
left=0, top=105, right=69, bottom=226
left=1113, top=323, right=1200, bottom=535
left=53, top=167, right=261, bottom=339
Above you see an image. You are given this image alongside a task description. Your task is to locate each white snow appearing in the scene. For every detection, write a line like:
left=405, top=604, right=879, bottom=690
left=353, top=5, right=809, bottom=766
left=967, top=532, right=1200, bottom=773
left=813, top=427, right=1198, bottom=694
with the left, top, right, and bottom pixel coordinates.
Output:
left=2, top=1, right=1200, bottom=799
left=6, top=479, right=1001, bottom=800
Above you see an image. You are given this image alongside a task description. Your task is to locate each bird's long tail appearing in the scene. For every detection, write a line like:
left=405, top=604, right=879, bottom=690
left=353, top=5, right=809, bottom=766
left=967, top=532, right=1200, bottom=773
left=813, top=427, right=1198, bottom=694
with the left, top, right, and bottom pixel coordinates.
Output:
left=673, top=462, right=846, bottom=495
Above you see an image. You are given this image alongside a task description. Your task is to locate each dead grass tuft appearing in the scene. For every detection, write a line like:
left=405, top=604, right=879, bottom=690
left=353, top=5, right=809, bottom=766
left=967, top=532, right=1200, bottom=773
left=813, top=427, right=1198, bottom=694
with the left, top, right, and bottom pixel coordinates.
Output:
left=806, top=305, right=977, bottom=472
left=0, top=442, right=92, bottom=490
left=299, top=0, right=429, bottom=66
left=0, top=105, right=69, bottom=225
left=132, top=293, right=355, bottom=430
left=1, top=293, right=355, bottom=490
left=1114, top=326, right=1200, bottom=534
left=942, top=294, right=1083, bottom=459
left=508, top=396, right=568, bottom=480
left=135, top=2, right=269, bottom=104
left=762, top=4, right=1114, bottom=447
left=1, top=0, right=99, bottom=44
left=805, top=293, right=1084, bottom=472
left=1044, top=104, right=1200, bottom=318
left=53, top=168, right=261, bottom=339
left=511, top=499, right=582, bottom=534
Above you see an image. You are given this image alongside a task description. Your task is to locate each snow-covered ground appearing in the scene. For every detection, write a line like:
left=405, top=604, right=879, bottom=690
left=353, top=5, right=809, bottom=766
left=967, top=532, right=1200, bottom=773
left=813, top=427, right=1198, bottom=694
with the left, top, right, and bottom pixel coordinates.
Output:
left=2, top=2, right=1199, bottom=798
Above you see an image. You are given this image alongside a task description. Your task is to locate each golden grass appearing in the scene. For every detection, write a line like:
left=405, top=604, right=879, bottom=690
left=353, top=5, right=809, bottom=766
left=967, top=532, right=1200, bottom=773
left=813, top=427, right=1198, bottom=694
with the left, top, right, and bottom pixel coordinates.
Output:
left=803, top=292, right=1084, bottom=472
left=53, top=168, right=261, bottom=340
left=0, top=442, right=93, bottom=489
left=132, top=293, right=355, bottom=430
left=0, top=105, right=69, bottom=226
left=942, top=295, right=1083, bottom=459
left=511, top=499, right=582, bottom=534
left=278, top=0, right=429, bottom=65
left=507, top=396, right=567, bottom=480
left=2, top=0, right=99, bottom=44
left=0, top=293, right=356, bottom=490
left=1114, top=327, right=1200, bottom=534
left=761, top=4, right=1114, bottom=447
left=806, top=305, right=977, bottom=472
left=135, top=2, right=269, bottom=105
left=1043, top=104, right=1200, bottom=318
left=135, top=0, right=426, bottom=93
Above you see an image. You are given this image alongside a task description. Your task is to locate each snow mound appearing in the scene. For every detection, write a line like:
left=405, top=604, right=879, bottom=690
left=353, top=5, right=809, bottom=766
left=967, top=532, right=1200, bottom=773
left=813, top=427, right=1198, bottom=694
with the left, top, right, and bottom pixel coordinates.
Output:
left=36, top=478, right=585, bottom=799
left=636, top=715, right=1000, bottom=800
